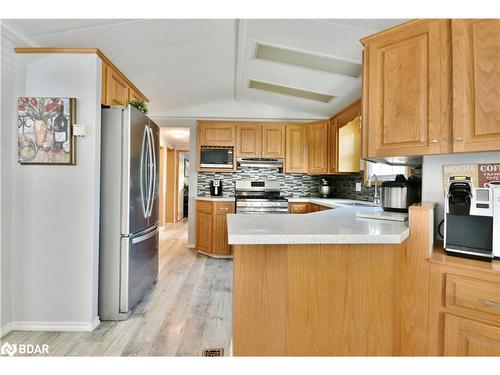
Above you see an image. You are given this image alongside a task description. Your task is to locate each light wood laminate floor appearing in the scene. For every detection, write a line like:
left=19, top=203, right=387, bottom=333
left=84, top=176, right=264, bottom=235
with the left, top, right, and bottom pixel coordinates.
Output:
left=2, top=219, right=233, bottom=356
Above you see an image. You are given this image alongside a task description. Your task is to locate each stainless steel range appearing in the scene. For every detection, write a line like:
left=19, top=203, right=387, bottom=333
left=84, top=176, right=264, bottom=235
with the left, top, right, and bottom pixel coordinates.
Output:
left=235, top=180, right=288, bottom=214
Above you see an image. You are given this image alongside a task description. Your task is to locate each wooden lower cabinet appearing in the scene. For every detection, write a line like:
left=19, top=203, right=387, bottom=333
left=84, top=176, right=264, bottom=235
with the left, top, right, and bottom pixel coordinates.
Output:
left=428, top=249, right=500, bottom=356
left=196, top=211, right=213, bottom=253
left=444, top=314, right=500, bottom=356
left=195, top=200, right=235, bottom=257
left=288, top=202, right=333, bottom=214
left=288, top=202, right=309, bottom=214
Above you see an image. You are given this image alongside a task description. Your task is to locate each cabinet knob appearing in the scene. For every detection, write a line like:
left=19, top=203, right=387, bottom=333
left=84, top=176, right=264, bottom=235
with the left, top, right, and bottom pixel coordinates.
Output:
left=429, top=139, right=438, bottom=144
left=454, top=137, right=464, bottom=142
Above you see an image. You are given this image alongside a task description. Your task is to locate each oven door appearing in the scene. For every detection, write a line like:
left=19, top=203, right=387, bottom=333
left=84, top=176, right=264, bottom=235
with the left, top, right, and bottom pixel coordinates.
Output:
left=236, top=199, right=289, bottom=214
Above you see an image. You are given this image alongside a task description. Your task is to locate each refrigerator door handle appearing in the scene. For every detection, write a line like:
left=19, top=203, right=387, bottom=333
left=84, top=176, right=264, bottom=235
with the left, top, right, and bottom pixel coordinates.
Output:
left=145, top=126, right=154, bottom=217
left=131, top=226, right=159, bottom=244
left=147, top=126, right=157, bottom=217
left=139, top=126, right=148, bottom=219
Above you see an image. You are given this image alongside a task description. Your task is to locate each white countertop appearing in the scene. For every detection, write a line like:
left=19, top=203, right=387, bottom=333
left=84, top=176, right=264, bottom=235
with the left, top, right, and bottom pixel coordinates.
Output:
left=227, top=199, right=409, bottom=245
left=196, top=196, right=235, bottom=202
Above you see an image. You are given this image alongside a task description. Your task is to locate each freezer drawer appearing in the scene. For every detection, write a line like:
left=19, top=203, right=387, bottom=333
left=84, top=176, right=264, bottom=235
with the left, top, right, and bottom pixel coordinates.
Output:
left=120, top=226, right=159, bottom=314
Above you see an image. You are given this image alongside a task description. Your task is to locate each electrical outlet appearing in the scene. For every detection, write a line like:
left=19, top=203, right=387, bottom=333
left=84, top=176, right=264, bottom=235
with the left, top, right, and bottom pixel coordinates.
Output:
left=355, top=182, right=362, bottom=192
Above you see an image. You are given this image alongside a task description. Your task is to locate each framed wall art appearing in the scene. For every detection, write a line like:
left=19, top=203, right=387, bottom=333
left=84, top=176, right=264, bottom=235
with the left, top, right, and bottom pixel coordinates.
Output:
left=18, top=97, right=76, bottom=165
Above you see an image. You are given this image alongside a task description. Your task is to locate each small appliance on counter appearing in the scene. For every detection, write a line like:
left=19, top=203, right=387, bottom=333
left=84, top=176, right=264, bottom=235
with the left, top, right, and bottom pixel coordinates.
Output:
left=210, top=179, right=222, bottom=196
left=319, top=178, right=333, bottom=198
left=381, top=174, right=421, bottom=212
left=444, top=176, right=499, bottom=261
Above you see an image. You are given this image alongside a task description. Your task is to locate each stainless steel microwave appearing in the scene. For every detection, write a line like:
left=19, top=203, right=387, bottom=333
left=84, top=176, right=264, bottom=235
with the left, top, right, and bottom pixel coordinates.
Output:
left=200, top=146, right=234, bottom=169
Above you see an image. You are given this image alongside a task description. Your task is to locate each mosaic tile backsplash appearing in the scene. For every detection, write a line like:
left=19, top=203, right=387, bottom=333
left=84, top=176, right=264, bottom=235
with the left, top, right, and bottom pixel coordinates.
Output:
left=197, top=167, right=377, bottom=201
left=197, top=167, right=320, bottom=198
left=328, top=172, right=375, bottom=202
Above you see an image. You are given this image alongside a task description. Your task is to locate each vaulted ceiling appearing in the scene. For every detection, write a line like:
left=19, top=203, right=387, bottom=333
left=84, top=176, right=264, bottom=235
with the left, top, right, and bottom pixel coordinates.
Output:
left=4, top=19, right=406, bottom=124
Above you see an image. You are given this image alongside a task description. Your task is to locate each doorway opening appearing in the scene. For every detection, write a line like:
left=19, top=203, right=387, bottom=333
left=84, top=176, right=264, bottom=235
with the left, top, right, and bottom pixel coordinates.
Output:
left=159, top=127, right=190, bottom=225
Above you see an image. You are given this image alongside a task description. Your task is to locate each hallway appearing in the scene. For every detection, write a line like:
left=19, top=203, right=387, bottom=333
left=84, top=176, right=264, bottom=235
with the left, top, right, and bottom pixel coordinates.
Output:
left=2, top=220, right=233, bottom=356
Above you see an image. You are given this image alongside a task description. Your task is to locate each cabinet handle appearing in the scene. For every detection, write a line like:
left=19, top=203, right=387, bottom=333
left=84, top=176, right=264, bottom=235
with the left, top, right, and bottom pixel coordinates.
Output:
left=484, top=299, right=500, bottom=308
left=454, top=137, right=464, bottom=142
left=429, top=139, right=438, bottom=144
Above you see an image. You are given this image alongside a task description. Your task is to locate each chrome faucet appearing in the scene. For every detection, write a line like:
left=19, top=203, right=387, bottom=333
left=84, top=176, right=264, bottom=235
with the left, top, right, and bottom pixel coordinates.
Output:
left=372, top=174, right=381, bottom=206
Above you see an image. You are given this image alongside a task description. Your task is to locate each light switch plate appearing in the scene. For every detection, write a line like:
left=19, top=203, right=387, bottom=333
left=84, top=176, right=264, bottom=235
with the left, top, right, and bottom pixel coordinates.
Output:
left=355, top=182, right=362, bottom=192
left=73, top=124, right=88, bottom=137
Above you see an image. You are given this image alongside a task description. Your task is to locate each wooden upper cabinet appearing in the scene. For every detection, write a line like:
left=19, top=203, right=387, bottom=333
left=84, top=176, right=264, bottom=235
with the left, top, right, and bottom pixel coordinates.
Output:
left=452, top=19, right=500, bottom=153
left=261, top=124, right=285, bottom=158
left=285, top=125, right=308, bottom=173
left=105, top=64, right=130, bottom=106
left=198, top=121, right=236, bottom=146
left=362, top=20, right=452, bottom=157
left=307, top=120, right=329, bottom=174
left=444, top=314, right=500, bottom=356
left=128, top=87, right=144, bottom=102
left=329, top=99, right=362, bottom=173
left=236, top=123, right=261, bottom=157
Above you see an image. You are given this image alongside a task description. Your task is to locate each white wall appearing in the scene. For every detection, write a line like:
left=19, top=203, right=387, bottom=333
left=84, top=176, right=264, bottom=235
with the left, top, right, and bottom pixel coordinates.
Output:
left=422, top=151, right=500, bottom=239
left=0, top=24, right=29, bottom=335
left=1, top=49, right=102, bottom=333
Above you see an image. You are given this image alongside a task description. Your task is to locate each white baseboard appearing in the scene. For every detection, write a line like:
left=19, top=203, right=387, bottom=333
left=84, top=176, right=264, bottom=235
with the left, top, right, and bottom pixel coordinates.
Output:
left=187, top=243, right=195, bottom=249
left=1, top=318, right=100, bottom=336
left=1, top=322, right=15, bottom=337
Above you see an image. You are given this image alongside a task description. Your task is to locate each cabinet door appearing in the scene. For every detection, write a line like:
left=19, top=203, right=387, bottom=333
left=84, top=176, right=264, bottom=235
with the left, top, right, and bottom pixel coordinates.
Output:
left=289, top=202, right=309, bottom=214
left=338, top=116, right=361, bottom=173
left=307, top=121, right=329, bottom=174
left=444, top=314, right=500, bottom=356
left=327, top=119, right=338, bottom=173
left=364, top=20, right=451, bottom=157
left=198, top=122, right=235, bottom=146
left=196, top=211, right=213, bottom=253
left=236, top=123, right=261, bottom=157
left=261, top=124, right=285, bottom=158
left=285, top=125, right=308, bottom=173
left=106, top=66, right=129, bottom=106
left=452, top=19, right=500, bottom=152
left=213, top=214, right=231, bottom=256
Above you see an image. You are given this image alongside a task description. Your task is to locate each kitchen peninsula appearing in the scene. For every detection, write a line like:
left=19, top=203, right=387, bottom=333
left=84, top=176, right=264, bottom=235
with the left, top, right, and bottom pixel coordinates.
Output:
left=228, top=203, right=436, bottom=356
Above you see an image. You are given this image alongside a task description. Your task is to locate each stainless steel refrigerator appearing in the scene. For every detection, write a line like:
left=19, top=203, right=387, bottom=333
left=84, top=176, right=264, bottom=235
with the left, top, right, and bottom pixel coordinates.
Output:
left=99, top=105, right=159, bottom=321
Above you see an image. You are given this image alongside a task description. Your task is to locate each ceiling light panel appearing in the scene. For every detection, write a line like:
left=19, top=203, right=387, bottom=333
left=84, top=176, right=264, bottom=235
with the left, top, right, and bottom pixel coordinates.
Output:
left=255, top=43, right=362, bottom=77
left=248, top=79, right=334, bottom=103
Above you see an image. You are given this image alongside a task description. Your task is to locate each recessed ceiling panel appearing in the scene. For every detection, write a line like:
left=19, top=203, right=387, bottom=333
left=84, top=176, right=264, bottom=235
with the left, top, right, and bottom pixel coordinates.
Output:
left=248, top=79, right=334, bottom=103
left=255, top=42, right=361, bottom=77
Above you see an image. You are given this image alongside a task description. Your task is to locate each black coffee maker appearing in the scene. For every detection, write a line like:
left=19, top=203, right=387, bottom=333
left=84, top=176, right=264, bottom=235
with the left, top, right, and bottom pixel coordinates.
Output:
left=210, top=180, right=222, bottom=196
left=444, top=176, right=494, bottom=261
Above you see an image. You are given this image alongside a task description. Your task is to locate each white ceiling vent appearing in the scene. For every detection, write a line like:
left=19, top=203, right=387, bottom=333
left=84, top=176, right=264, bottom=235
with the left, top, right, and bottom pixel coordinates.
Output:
left=248, top=79, right=334, bottom=103
left=255, top=43, right=362, bottom=77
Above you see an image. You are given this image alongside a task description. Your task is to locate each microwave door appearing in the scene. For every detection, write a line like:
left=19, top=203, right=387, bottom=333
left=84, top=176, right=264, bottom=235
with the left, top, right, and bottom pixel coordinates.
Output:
left=201, top=148, right=233, bottom=168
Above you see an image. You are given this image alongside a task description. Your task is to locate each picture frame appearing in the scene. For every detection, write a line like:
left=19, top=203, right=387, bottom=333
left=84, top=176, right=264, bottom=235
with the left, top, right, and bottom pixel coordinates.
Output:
left=18, top=97, right=76, bottom=165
